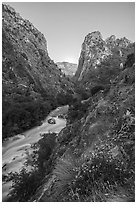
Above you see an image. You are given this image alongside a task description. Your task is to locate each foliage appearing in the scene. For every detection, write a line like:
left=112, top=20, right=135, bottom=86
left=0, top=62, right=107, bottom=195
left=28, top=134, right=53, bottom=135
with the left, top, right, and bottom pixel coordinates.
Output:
left=56, top=91, right=74, bottom=106
left=53, top=110, right=135, bottom=201
left=48, top=150, right=83, bottom=201
left=90, top=85, right=105, bottom=96
left=67, top=100, right=88, bottom=123
left=7, top=168, right=43, bottom=202
left=33, top=133, right=56, bottom=173
left=8, top=133, right=57, bottom=201
left=2, top=98, right=54, bottom=140
left=74, top=84, right=90, bottom=100
left=53, top=152, right=78, bottom=190
left=65, top=152, right=134, bottom=202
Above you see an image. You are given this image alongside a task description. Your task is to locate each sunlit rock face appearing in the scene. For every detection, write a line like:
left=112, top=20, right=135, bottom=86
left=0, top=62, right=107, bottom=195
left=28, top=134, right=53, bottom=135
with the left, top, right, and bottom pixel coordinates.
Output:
left=75, top=31, right=112, bottom=81
left=105, top=35, right=131, bottom=48
left=105, top=35, right=117, bottom=48
left=2, top=4, right=73, bottom=104
left=56, top=62, right=77, bottom=77
left=75, top=31, right=134, bottom=88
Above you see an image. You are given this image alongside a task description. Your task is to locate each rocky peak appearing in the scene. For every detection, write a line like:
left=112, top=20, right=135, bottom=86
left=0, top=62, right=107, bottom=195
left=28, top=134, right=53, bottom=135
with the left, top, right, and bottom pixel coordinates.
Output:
left=106, top=35, right=131, bottom=49
left=105, top=35, right=117, bottom=47
left=116, top=37, right=132, bottom=48
left=75, top=31, right=134, bottom=86
left=75, top=31, right=112, bottom=81
left=106, top=35, right=116, bottom=41
left=83, top=31, right=103, bottom=46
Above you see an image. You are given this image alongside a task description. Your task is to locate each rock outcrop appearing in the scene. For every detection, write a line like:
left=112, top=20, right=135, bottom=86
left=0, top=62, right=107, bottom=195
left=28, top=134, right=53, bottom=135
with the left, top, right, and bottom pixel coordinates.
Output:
left=57, top=62, right=77, bottom=77
left=75, top=31, right=134, bottom=88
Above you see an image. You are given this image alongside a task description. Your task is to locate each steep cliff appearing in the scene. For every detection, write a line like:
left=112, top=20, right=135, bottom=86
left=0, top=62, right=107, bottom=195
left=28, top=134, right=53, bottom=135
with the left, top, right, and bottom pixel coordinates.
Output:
left=2, top=4, right=73, bottom=101
left=75, top=31, right=134, bottom=89
left=2, top=4, right=73, bottom=139
left=57, top=62, right=77, bottom=77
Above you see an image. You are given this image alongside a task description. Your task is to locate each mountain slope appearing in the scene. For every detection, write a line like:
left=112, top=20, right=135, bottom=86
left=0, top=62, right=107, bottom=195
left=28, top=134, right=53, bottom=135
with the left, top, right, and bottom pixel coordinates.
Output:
left=31, top=50, right=135, bottom=202
left=2, top=4, right=73, bottom=99
left=27, top=32, right=135, bottom=202
left=57, top=62, right=77, bottom=77
left=2, top=4, right=74, bottom=139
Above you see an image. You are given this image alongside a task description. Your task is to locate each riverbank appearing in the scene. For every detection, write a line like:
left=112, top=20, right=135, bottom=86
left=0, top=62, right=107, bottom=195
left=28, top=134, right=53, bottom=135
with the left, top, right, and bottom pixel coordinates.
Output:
left=2, top=106, right=68, bottom=201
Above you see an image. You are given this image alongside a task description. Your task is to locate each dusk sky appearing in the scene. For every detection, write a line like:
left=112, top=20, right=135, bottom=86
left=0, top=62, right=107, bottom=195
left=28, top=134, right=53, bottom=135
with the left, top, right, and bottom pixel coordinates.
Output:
left=6, top=2, right=135, bottom=64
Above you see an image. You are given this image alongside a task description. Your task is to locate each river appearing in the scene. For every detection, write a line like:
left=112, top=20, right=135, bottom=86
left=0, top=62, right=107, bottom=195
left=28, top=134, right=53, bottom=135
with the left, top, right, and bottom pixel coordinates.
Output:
left=2, top=105, right=68, bottom=201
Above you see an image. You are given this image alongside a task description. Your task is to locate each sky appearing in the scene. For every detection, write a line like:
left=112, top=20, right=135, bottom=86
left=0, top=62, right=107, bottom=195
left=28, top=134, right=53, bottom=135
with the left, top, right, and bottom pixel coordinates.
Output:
left=5, top=2, right=135, bottom=64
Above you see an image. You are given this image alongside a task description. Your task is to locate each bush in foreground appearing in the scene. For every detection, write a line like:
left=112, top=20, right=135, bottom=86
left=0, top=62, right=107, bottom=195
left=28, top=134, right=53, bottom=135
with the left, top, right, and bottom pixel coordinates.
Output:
left=8, top=133, right=57, bottom=202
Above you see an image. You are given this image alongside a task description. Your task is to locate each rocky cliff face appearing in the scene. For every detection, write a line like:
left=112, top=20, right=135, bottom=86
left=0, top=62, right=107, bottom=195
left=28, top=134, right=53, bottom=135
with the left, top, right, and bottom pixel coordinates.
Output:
left=75, top=31, right=134, bottom=88
left=2, top=4, right=74, bottom=139
left=56, top=62, right=77, bottom=77
left=2, top=4, right=73, bottom=104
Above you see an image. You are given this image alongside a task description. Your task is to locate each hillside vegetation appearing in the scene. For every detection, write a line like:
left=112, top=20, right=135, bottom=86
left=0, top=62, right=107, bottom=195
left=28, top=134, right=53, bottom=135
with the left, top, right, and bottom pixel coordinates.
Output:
left=8, top=52, right=135, bottom=202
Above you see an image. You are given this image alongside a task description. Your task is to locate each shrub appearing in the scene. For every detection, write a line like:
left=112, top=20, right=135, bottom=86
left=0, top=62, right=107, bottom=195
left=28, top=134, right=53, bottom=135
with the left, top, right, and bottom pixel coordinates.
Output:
left=63, top=141, right=134, bottom=202
left=90, top=85, right=105, bottom=96
left=74, top=84, right=90, bottom=100
left=56, top=91, right=73, bottom=106
left=53, top=154, right=77, bottom=189
left=8, top=169, right=43, bottom=202
left=8, top=133, right=57, bottom=201
left=35, top=133, right=56, bottom=173
left=67, top=101, right=88, bottom=123
left=51, top=150, right=82, bottom=201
